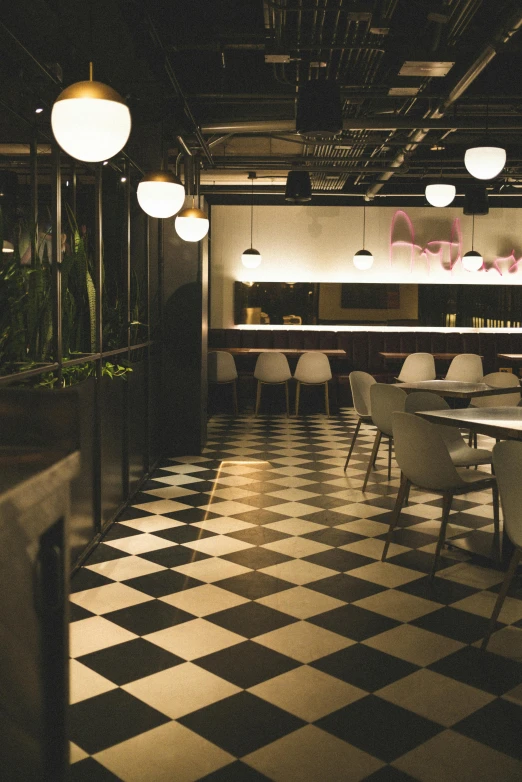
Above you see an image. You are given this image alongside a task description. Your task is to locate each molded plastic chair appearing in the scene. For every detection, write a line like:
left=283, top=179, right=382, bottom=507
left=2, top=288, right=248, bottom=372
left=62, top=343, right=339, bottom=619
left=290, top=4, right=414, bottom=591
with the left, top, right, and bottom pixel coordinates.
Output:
left=294, top=352, right=333, bottom=416
left=254, top=352, right=292, bottom=416
left=208, top=351, right=239, bottom=414
left=404, top=391, right=491, bottom=468
left=471, top=372, right=521, bottom=408
left=445, top=353, right=483, bottom=383
left=397, top=353, right=436, bottom=383
left=382, top=412, right=500, bottom=576
left=362, top=383, right=407, bottom=491
left=482, top=440, right=522, bottom=650
left=344, top=371, right=376, bottom=471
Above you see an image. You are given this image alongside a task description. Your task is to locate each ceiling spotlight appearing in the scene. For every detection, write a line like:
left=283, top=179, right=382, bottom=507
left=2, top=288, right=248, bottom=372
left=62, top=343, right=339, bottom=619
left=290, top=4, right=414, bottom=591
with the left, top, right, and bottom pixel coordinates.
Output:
left=120, top=176, right=127, bottom=183
left=35, top=107, right=44, bottom=114
left=285, top=170, right=312, bottom=203
left=241, top=172, right=262, bottom=268
left=137, top=171, right=185, bottom=218
left=103, top=161, right=108, bottom=166
left=425, top=182, right=456, bottom=207
left=462, top=214, right=483, bottom=272
left=464, top=138, right=506, bottom=180
left=175, top=197, right=209, bottom=242
left=51, top=62, right=131, bottom=162
left=353, top=206, right=374, bottom=270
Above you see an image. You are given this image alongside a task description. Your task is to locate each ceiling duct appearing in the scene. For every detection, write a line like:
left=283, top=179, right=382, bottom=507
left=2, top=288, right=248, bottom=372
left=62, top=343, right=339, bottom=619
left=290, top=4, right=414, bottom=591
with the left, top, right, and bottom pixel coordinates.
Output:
left=296, top=81, right=342, bottom=140
left=463, top=185, right=489, bottom=215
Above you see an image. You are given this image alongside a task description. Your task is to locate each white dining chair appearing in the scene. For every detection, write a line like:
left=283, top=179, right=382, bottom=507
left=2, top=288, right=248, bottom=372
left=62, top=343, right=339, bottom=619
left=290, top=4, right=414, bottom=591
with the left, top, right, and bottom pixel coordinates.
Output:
left=254, top=352, right=292, bottom=416
left=471, top=372, right=521, bottom=408
left=482, top=440, right=522, bottom=650
left=208, top=351, right=239, bottom=414
left=344, top=371, right=376, bottom=471
left=445, top=353, right=483, bottom=383
left=294, top=352, right=332, bottom=416
left=404, top=391, right=491, bottom=468
left=382, top=412, right=500, bottom=575
left=397, top=353, right=436, bottom=383
left=362, top=383, right=407, bottom=491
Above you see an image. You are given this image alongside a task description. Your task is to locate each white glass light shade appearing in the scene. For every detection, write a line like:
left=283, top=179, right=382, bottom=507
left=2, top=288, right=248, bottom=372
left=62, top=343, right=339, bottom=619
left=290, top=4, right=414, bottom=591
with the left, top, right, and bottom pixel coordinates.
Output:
left=462, top=250, right=483, bottom=272
left=464, top=143, right=506, bottom=180
left=174, top=207, right=209, bottom=242
left=51, top=81, right=131, bottom=162
left=241, top=248, right=262, bottom=269
left=137, top=173, right=185, bottom=218
left=2, top=240, right=14, bottom=253
left=353, top=249, right=374, bottom=270
left=425, top=182, right=456, bottom=207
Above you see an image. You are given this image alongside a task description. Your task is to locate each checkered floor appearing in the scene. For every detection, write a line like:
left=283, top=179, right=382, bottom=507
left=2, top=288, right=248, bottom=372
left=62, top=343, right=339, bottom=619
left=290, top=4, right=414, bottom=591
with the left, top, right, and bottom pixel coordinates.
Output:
left=69, top=409, right=522, bottom=781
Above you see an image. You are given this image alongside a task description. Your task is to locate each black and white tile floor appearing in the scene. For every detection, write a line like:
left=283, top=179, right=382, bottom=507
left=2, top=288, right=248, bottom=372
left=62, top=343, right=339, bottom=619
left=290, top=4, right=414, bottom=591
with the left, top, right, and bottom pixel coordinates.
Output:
left=69, top=410, right=522, bottom=781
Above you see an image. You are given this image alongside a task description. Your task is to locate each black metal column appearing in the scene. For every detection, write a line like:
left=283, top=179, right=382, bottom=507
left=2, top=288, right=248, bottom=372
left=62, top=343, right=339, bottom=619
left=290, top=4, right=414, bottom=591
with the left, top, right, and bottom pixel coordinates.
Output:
left=93, top=164, right=103, bottom=532
left=51, top=144, right=62, bottom=386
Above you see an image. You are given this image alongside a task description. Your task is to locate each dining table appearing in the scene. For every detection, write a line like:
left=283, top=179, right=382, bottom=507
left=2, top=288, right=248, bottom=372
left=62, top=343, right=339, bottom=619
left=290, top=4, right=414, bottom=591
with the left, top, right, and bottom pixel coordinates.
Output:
left=220, top=347, right=347, bottom=358
left=414, top=406, right=522, bottom=563
left=393, top=379, right=522, bottom=400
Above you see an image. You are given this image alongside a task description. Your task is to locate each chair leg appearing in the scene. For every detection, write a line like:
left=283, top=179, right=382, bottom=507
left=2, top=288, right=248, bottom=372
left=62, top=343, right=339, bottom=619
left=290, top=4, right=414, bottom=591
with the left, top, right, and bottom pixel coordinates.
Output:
left=387, top=436, right=392, bottom=481
left=232, top=380, right=239, bottom=415
left=382, top=474, right=409, bottom=560
left=295, top=381, right=301, bottom=416
left=285, top=380, right=290, bottom=417
left=255, top=381, right=262, bottom=416
left=491, top=482, right=501, bottom=564
left=481, top=547, right=522, bottom=651
left=363, top=430, right=382, bottom=492
left=325, top=382, right=330, bottom=417
left=430, top=492, right=453, bottom=580
left=344, top=418, right=361, bottom=471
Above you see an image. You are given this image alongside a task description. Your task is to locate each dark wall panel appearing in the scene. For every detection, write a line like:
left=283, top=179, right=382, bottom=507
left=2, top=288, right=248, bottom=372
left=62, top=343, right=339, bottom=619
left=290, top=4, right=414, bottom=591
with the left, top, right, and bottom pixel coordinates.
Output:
left=100, top=376, right=126, bottom=527
left=128, top=361, right=147, bottom=495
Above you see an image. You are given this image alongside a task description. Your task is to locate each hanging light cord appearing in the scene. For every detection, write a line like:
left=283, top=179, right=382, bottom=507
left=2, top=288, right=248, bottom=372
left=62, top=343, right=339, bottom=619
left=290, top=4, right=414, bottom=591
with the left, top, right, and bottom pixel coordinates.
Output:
left=362, top=205, right=366, bottom=249
left=472, top=214, right=475, bottom=250
left=250, top=177, right=254, bottom=249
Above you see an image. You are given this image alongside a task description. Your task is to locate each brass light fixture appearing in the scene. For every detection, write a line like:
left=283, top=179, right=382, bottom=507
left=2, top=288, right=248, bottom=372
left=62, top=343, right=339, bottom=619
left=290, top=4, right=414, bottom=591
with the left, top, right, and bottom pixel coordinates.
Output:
left=137, top=170, right=185, bottom=218
left=241, top=173, right=262, bottom=269
left=353, top=205, right=374, bottom=270
left=51, top=62, right=131, bottom=162
left=175, top=196, right=209, bottom=242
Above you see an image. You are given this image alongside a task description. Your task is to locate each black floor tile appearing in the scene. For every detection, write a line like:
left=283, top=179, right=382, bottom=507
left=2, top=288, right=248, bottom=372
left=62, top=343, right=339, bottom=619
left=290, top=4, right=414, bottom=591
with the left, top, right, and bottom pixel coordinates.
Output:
left=77, top=638, right=183, bottom=685
left=387, top=549, right=455, bottom=575
left=70, top=758, right=122, bottom=781
left=363, top=766, right=419, bottom=782
left=411, top=606, right=502, bottom=644
left=300, top=495, right=352, bottom=510
left=429, top=645, right=522, bottom=696
left=69, top=603, right=95, bottom=622
left=223, top=546, right=292, bottom=570
left=309, top=603, right=399, bottom=641
left=104, top=600, right=195, bottom=635
left=123, top=569, right=203, bottom=597
left=69, top=689, right=169, bottom=754
left=207, top=601, right=297, bottom=638
left=233, top=509, right=291, bottom=525
left=84, top=543, right=128, bottom=565
left=216, top=571, right=293, bottom=599
left=240, top=494, right=288, bottom=509
left=70, top=569, right=113, bottom=593
left=153, top=526, right=216, bottom=544
left=300, top=510, right=359, bottom=527
left=304, top=548, right=375, bottom=572
left=454, top=698, right=522, bottom=760
left=117, top=507, right=156, bottom=521
left=226, top=526, right=290, bottom=545
left=377, top=528, right=437, bottom=549
left=199, top=761, right=272, bottom=781
left=303, top=527, right=364, bottom=547
left=164, top=508, right=222, bottom=523
left=397, top=575, right=479, bottom=605
left=312, top=643, right=419, bottom=692
left=317, top=695, right=442, bottom=763
left=195, top=640, right=300, bottom=688
left=138, top=546, right=211, bottom=568
left=103, top=524, right=145, bottom=540
left=307, top=573, right=387, bottom=602
left=179, top=691, right=305, bottom=757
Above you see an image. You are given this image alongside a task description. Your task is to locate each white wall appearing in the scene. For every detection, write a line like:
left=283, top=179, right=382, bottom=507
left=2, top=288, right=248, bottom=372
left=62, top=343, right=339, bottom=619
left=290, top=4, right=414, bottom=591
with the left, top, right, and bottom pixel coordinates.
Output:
left=210, top=205, right=522, bottom=328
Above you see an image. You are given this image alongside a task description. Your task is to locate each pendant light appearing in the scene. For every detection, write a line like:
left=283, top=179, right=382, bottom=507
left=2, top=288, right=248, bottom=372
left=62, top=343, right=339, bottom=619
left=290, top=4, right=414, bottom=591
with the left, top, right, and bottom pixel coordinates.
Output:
left=241, top=173, right=262, bottom=269
left=174, top=196, right=209, bottom=242
left=137, top=170, right=185, bottom=218
left=464, top=98, right=505, bottom=180
left=353, top=206, right=374, bottom=270
left=51, top=62, right=131, bottom=162
left=425, top=182, right=456, bottom=207
left=285, top=170, right=312, bottom=203
left=462, top=215, right=483, bottom=272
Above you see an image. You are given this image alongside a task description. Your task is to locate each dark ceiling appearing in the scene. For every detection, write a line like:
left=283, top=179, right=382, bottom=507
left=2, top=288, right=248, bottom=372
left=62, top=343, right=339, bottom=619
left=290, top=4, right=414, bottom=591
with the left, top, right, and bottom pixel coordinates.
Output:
left=3, top=0, right=522, bottom=201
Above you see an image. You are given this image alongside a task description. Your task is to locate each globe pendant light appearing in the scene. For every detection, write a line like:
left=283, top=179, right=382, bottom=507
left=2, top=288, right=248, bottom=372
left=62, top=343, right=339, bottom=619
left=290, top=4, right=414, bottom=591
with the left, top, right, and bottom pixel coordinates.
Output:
left=174, top=196, right=209, bottom=242
left=353, top=206, right=374, bottom=270
left=241, top=173, right=262, bottom=269
left=51, top=63, right=131, bottom=162
left=462, top=215, right=483, bottom=272
left=464, top=137, right=506, bottom=180
left=425, top=182, right=456, bottom=207
left=137, top=170, right=185, bottom=218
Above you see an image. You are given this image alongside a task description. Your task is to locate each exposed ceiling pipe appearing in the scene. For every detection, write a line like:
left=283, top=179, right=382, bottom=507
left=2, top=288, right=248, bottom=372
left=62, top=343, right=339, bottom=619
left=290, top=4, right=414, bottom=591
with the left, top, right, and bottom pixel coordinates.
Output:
left=364, top=2, right=522, bottom=199
left=201, top=118, right=522, bottom=133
